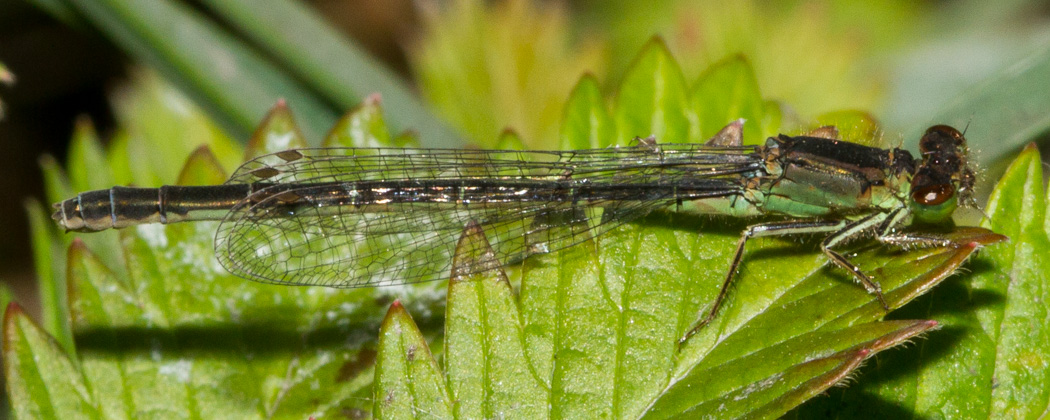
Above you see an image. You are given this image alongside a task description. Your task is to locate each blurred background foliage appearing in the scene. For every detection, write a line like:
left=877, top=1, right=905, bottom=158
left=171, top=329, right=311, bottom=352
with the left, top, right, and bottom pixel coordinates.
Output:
left=2, top=0, right=1049, bottom=344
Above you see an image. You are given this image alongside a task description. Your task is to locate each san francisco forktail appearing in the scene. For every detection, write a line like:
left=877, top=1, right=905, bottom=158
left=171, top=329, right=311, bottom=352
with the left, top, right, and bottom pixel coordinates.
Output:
left=52, top=122, right=977, bottom=340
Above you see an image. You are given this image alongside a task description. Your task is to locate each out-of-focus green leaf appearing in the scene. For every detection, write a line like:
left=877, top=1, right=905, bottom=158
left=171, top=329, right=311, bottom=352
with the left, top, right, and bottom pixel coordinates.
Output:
left=26, top=199, right=73, bottom=355
left=560, top=75, right=614, bottom=149
left=0, top=286, right=12, bottom=314
left=412, top=0, right=605, bottom=149
left=390, top=131, right=421, bottom=148
left=66, top=117, right=112, bottom=194
left=690, top=55, right=771, bottom=145
left=21, top=0, right=80, bottom=26
left=58, top=0, right=339, bottom=140
left=105, top=132, right=133, bottom=186
left=374, top=301, right=452, bottom=419
left=615, top=39, right=691, bottom=144
left=243, top=100, right=308, bottom=160
left=809, top=110, right=880, bottom=146
left=585, top=0, right=920, bottom=118
left=4, top=303, right=97, bottom=419
left=323, top=95, right=391, bottom=148
left=494, top=129, right=526, bottom=151
left=113, top=71, right=241, bottom=185
left=793, top=145, right=1047, bottom=418
left=904, top=45, right=1050, bottom=189
left=175, top=145, right=227, bottom=186
left=39, top=155, right=74, bottom=208
left=196, top=0, right=462, bottom=148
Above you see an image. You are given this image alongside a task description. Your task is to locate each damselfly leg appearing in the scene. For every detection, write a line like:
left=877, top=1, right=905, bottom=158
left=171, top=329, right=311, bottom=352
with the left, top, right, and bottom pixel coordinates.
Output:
left=680, top=211, right=911, bottom=344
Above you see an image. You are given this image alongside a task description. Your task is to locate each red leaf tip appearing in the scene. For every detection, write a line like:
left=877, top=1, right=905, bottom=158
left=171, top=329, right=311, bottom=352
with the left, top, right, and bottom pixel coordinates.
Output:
left=3, top=301, right=23, bottom=324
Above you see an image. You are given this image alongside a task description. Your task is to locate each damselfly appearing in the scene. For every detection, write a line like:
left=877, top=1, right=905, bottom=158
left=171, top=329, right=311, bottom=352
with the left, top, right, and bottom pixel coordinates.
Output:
left=53, top=122, right=976, bottom=340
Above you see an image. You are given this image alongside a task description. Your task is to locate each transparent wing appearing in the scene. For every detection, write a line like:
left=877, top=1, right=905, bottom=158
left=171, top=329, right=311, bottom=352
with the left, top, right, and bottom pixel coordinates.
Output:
left=224, top=145, right=761, bottom=186
left=215, top=145, right=761, bottom=288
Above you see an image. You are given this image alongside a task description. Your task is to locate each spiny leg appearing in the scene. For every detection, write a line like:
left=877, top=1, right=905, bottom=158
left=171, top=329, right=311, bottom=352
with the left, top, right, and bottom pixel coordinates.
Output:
left=876, top=207, right=961, bottom=249
left=819, top=211, right=893, bottom=310
left=680, top=219, right=848, bottom=344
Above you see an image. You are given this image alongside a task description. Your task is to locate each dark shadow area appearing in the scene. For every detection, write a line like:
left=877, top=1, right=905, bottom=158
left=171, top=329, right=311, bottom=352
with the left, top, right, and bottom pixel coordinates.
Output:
left=74, top=322, right=374, bottom=355
left=72, top=298, right=446, bottom=356
left=791, top=386, right=933, bottom=420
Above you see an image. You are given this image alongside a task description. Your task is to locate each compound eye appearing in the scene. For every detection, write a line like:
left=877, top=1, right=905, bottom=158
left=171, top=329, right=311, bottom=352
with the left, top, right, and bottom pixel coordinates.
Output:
left=910, top=182, right=959, bottom=223
left=925, top=125, right=962, bottom=139
left=911, top=183, right=955, bottom=206
left=922, top=125, right=965, bottom=152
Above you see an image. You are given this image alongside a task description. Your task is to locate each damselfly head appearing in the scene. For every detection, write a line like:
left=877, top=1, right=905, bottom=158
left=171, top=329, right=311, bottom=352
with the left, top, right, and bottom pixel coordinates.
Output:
left=909, top=125, right=973, bottom=223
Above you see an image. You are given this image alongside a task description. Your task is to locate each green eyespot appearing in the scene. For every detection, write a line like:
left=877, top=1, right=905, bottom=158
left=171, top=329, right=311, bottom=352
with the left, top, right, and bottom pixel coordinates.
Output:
left=909, top=183, right=958, bottom=223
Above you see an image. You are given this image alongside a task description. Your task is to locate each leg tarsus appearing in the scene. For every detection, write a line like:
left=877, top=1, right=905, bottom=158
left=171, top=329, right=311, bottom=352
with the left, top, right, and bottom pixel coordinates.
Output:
left=820, top=213, right=893, bottom=311
left=679, top=229, right=751, bottom=345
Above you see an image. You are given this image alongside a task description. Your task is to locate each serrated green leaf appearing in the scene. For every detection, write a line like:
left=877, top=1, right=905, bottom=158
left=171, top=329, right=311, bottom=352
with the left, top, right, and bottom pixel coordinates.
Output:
left=323, top=95, right=392, bottom=148
left=560, top=75, right=614, bottom=149
left=59, top=198, right=389, bottom=418
left=494, top=130, right=526, bottom=151
left=243, top=100, right=309, bottom=159
left=691, top=55, right=770, bottom=145
left=976, top=145, right=1050, bottom=418
left=444, top=224, right=546, bottom=418
left=4, top=303, right=98, bottom=419
left=380, top=211, right=1001, bottom=418
left=175, top=146, right=227, bottom=186
left=374, top=301, right=452, bottom=419
left=391, top=131, right=421, bottom=148
left=615, top=39, right=691, bottom=145
left=646, top=320, right=937, bottom=419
